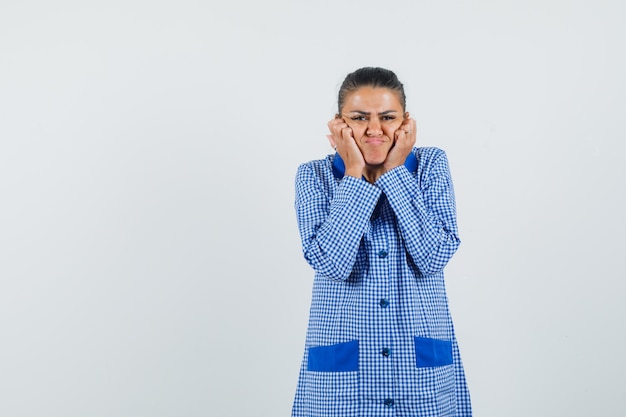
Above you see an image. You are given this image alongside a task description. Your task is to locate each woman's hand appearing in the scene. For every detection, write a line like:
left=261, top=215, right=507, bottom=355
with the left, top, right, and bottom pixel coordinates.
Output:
left=327, top=115, right=365, bottom=178
left=384, top=114, right=416, bottom=171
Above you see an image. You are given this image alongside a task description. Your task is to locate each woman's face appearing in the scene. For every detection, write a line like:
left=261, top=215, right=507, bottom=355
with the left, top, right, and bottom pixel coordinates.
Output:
left=340, top=86, right=406, bottom=166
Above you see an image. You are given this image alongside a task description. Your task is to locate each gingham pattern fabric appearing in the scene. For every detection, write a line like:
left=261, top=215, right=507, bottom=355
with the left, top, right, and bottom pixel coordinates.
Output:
left=292, top=147, right=472, bottom=417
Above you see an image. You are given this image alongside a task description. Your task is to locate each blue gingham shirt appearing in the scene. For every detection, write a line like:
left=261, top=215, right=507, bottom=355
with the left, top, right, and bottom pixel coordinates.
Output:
left=292, top=147, right=472, bottom=417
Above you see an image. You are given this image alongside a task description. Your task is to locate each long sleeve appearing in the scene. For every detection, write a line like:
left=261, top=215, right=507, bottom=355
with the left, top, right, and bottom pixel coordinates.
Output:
left=376, top=148, right=460, bottom=275
left=295, top=162, right=381, bottom=281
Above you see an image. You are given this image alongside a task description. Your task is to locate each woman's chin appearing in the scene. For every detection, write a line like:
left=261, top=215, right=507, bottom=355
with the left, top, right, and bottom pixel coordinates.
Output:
left=364, top=153, right=388, bottom=167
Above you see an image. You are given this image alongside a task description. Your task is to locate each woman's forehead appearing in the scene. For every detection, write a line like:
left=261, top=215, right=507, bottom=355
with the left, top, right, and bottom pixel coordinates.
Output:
left=342, top=87, right=403, bottom=111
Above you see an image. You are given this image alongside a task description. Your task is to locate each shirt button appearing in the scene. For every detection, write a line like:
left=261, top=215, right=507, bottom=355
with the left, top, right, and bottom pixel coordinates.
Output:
left=379, top=299, right=389, bottom=308
left=384, top=399, right=394, bottom=407
left=381, top=347, right=391, bottom=357
left=378, top=249, right=388, bottom=258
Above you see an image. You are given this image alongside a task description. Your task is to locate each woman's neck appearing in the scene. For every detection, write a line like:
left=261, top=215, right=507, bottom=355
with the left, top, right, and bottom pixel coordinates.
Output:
left=362, top=165, right=385, bottom=184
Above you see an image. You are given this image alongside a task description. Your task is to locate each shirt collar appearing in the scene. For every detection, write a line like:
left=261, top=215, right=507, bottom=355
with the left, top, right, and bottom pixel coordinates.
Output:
left=332, top=152, right=417, bottom=179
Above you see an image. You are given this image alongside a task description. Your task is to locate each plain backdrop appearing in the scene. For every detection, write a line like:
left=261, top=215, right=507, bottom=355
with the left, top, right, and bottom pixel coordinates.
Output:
left=1, top=1, right=625, bottom=416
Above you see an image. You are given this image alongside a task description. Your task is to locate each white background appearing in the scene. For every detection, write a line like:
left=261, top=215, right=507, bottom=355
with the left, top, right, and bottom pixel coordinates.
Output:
left=1, top=1, right=625, bottom=416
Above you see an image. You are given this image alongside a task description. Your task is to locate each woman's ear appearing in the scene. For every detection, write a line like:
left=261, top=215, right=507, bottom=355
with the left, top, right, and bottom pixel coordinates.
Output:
left=326, top=135, right=336, bottom=149
left=404, top=111, right=410, bottom=120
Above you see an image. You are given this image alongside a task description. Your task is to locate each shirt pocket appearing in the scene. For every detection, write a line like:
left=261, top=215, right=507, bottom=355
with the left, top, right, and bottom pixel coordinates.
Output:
left=414, top=336, right=453, bottom=368
left=307, top=340, right=359, bottom=372
left=304, top=369, right=359, bottom=415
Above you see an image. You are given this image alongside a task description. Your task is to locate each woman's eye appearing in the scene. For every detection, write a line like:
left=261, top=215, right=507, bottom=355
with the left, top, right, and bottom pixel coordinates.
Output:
left=351, top=116, right=367, bottom=121
left=382, top=115, right=396, bottom=121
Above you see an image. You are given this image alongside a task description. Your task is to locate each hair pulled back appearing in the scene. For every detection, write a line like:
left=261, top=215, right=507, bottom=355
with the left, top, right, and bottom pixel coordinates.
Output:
left=337, top=67, right=406, bottom=114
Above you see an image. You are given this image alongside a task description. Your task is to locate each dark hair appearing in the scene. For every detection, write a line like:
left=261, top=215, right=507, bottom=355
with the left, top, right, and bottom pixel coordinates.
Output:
left=337, top=67, right=406, bottom=113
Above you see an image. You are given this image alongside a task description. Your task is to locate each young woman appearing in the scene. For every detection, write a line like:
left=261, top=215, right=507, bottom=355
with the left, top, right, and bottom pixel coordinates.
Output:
left=292, top=67, right=471, bottom=417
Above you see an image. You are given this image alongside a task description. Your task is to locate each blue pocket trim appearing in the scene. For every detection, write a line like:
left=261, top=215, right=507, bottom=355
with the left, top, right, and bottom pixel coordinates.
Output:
left=307, top=340, right=359, bottom=372
left=414, top=337, right=453, bottom=368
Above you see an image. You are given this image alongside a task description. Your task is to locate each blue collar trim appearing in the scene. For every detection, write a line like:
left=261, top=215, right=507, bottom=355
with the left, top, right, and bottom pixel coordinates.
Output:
left=332, top=152, right=418, bottom=179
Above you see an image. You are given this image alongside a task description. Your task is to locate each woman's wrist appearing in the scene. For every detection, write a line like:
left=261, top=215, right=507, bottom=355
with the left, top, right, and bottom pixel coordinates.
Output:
left=344, top=167, right=363, bottom=179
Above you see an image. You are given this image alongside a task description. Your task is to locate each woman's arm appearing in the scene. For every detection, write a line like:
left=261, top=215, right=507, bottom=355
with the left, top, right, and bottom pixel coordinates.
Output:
left=376, top=148, right=461, bottom=275
left=295, top=163, right=381, bottom=281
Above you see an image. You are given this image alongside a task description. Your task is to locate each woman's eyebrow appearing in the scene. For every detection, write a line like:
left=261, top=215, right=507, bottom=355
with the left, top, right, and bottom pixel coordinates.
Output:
left=344, top=110, right=399, bottom=115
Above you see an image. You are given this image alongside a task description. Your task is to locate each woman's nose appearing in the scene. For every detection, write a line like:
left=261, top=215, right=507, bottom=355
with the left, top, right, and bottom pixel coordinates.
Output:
left=367, top=118, right=382, bottom=136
